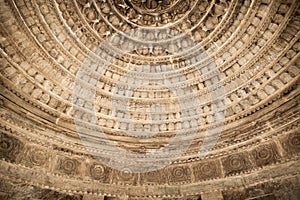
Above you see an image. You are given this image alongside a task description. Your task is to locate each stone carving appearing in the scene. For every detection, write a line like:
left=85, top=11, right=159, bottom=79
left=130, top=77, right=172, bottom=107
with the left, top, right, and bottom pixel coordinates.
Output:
left=166, top=165, right=192, bottom=184
left=0, top=133, right=24, bottom=162
left=163, top=196, right=201, bottom=200
left=113, top=169, right=138, bottom=185
left=92, top=0, right=195, bottom=27
left=0, top=0, right=299, bottom=198
left=0, top=98, right=4, bottom=108
left=29, top=148, right=48, bottom=166
left=90, top=163, right=111, bottom=183
left=58, top=157, right=80, bottom=175
left=251, top=142, right=280, bottom=167
left=281, top=132, right=300, bottom=156
left=192, top=159, right=222, bottom=181
left=222, top=176, right=300, bottom=200
left=0, top=179, right=13, bottom=199
left=128, top=0, right=177, bottom=13
left=0, top=179, right=83, bottom=200
left=221, top=153, right=253, bottom=176
left=140, top=170, right=165, bottom=185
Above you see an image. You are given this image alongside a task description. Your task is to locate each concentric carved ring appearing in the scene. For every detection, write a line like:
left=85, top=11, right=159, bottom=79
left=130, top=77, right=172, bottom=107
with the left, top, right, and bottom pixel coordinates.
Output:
left=288, top=134, right=300, bottom=150
left=251, top=143, right=279, bottom=167
left=0, top=133, right=23, bottom=162
left=59, top=158, right=79, bottom=174
left=90, top=164, right=110, bottom=182
left=29, top=150, right=47, bottom=166
left=73, top=27, right=225, bottom=173
left=0, top=137, right=13, bottom=153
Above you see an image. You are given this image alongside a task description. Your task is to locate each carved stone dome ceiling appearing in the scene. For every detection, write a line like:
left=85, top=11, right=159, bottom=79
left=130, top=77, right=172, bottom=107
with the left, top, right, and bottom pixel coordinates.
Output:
left=0, top=0, right=299, bottom=199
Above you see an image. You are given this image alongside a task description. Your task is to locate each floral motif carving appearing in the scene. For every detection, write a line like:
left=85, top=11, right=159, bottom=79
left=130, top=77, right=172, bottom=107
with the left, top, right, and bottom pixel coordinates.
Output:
left=90, top=163, right=111, bottom=183
left=221, top=153, right=253, bottom=176
left=133, top=0, right=176, bottom=11
left=112, top=169, right=138, bottom=185
left=251, top=142, right=280, bottom=167
left=166, top=165, right=192, bottom=184
left=192, top=159, right=222, bottom=181
left=0, top=133, right=24, bottom=162
left=58, top=157, right=80, bottom=175
left=106, top=0, right=195, bottom=27
left=281, top=132, right=300, bottom=156
left=29, top=149, right=48, bottom=166
left=140, top=170, right=165, bottom=185
left=0, top=0, right=299, bottom=197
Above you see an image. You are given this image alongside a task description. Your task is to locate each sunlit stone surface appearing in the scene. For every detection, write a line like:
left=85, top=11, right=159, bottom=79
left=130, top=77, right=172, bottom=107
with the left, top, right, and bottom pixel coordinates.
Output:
left=0, top=0, right=299, bottom=199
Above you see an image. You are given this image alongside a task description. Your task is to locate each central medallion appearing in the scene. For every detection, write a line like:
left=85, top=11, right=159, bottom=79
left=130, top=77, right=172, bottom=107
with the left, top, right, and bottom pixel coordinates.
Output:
left=127, top=0, right=179, bottom=14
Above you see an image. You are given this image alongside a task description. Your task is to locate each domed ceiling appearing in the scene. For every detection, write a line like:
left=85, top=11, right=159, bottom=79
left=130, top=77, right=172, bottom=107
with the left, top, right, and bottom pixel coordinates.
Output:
left=0, top=0, right=299, bottom=199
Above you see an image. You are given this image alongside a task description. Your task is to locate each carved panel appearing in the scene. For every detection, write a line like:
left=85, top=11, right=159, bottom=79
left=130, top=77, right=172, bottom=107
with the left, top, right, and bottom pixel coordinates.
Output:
left=0, top=0, right=299, bottom=197
left=0, top=178, right=83, bottom=200
left=222, top=176, right=300, bottom=200
left=281, top=132, right=300, bottom=156
left=0, top=133, right=24, bottom=163
left=0, top=179, right=13, bottom=200
left=127, top=0, right=178, bottom=13
left=221, top=152, right=253, bottom=176
left=110, top=0, right=195, bottom=27
left=163, top=196, right=201, bottom=200
left=140, top=170, right=166, bottom=185
left=192, top=159, right=223, bottom=181
left=89, top=162, right=111, bottom=183
left=165, top=165, right=192, bottom=184
left=250, top=142, right=280, bottom=167
left=21, top=145, right=50, bottom=168
left=112, top=169, right=138, bottom=185
left=29, top=149, right=48, bottom=166
left=57, top=157, right=80, bottom=175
